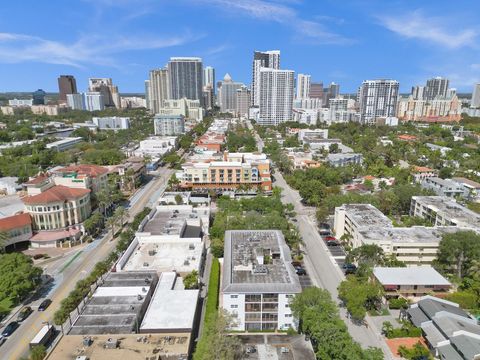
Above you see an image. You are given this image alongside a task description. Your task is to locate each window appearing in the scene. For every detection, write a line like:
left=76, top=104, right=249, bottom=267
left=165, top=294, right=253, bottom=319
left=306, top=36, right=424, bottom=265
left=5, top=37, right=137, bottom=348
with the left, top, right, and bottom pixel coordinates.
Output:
left=230, top=295, right=238, bottom=299
left=285, top=304, right=290, bottom=308
left=285, top=314, right=292, bottom=318
left=231, top=305, right=238, bottom=309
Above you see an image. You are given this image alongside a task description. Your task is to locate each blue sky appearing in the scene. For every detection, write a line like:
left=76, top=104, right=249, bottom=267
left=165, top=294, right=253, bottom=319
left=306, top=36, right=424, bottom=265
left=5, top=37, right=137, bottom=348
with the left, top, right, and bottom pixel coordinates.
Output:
left=1, top=0, right=479, bottom=93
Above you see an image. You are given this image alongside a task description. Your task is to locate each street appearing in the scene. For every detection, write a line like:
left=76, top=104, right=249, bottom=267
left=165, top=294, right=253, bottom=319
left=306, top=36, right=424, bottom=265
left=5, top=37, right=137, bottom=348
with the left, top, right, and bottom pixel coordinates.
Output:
left=0, top=167, right=173, bottom=360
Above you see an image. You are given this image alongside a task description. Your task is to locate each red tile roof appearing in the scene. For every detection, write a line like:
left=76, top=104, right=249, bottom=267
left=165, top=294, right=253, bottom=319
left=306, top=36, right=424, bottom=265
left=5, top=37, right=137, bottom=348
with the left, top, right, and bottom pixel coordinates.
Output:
left=22, top=185, right=90, bottom=205
left=0, top=213, right=31, bottom=231
left=413, top=166, right=435, bottom=173
left=24, top=173, right=50, bottom=185
left=56, top=164, right=108, bottom=177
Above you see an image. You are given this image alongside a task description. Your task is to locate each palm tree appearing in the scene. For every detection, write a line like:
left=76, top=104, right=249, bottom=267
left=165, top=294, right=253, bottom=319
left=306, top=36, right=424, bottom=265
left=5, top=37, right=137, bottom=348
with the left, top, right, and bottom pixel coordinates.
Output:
left=0, top=230, right=9, bottom=253
left=106, top=216, right=118, bottom=237
left=114, top=207, right=129, bottom=227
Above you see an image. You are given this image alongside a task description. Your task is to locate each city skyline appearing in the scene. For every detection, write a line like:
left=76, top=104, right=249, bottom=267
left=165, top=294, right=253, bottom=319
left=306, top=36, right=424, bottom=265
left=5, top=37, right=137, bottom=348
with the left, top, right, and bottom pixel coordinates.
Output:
left=0, top=0, right=479, bottom=93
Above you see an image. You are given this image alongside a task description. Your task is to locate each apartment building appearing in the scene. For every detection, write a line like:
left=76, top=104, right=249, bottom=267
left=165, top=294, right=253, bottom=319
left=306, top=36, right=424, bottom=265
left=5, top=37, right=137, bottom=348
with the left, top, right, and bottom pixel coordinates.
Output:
left=327, top=153, right=363, bottom=167
left=92, top=116, right=130, bottom=131
left=153, top=114, right=185, bottom=136
left=178, top=152, right=272, bottom=191
left=157, top=98, right=204, bottom=122
left=221, top=230, right=302, bottom=331
left=358, top=79, right=399, bottom=125
left=411, top=166, right=437, bottom=183
left=410, top=196, right=480, bottom=229
left=421, top=177, right=465, bottom=198
left=51, top=164, right=109, bottom=194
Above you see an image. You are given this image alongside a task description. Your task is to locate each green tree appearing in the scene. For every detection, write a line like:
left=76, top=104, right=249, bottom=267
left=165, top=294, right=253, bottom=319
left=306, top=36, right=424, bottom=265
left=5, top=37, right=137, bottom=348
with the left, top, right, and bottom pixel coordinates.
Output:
left=30, top=345, right=47, bottom=360
left=183, top=270, right=199, bottom=289
left=434, top=230, right=480, bottom=279
left=329, top=143, right=340, bottom=154
left=398, top=342, right=432, bottom=360
left=0, top=230, right=9, bottom=252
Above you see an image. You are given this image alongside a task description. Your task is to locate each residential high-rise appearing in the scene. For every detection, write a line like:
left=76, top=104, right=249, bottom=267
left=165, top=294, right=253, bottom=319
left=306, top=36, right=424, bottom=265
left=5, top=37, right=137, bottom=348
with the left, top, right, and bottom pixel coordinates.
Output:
left=144, top=80, right=151, bottom=110
left=358, top=79, right=399, bottom=125
left=84, top=92, right=105, bottom=111
left=309, top=82, right=324, bottom=100
left=67, top=93, right=85, bottom=110
left=296, top=74, right=311, bottom=100
left=58, top=75, right=77, bottom=102
left=258, top=68, right=295, bottom=126
left=154, top=114, right=185, bottom=136
left=425, top=77, right=449, bottom=100
left=411, top=85, right=426, bottom=100
left=88, top=78, right=120, bottom=108
left=323, top=82, right=340, bottom=105
left=251, top=50, right=280, bottom=106
left=168, top=57, right=203, bottom=104
left=471, top=83, right=480, bottom=108
left=148, top=68, right=170, bottom=114
left=203, top=66, right=215, bottom=93
left=32, top=89, right=46, bottom=105
left=236, top=85, right=250, bottom=118
left=203, top=85, right=214, bottom=110
left=218, top=73, right=244, bottom=114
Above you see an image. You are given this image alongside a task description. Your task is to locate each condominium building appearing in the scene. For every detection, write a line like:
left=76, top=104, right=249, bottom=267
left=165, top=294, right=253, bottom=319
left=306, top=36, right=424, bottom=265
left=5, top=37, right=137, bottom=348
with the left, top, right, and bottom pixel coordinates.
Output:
left=251, top=50, right=280, bottom=107
left=218, top=73, right=244, bottom=114
left=157, top=98, right=204, bottom=122
left=84, top=92, right=105, bottom=111
left=296, top=74, right=311, bottom=100
left=88, top=78, right=120, bottom=108
left=179, top=152, right=272, bottom=191
left=236, top=85, right=250, bottom=118
left=221, top=230, right=302, bottom=331
left=153, top=114, right=185, bottom=136
left=203, top=66, right=215, bottom=92
left=293, top=98, right=322, bottom=110
left=168, top=57, right=203, bottom=104
left=92, top=116, right=130, bottom=131
left=397, top=94, right=462, bottom=122
left=358, top=80, right=399, bottom=125
left=326, top=153, right=363, bottom=167
left=148, top=68, right=170, bottom=114
left=425, top=77, right=449, bottom=100
left=66, top=93, right=85, bottom=110
left=58, top=75, right=77, bottom=102
left=258, top=68, right=295, bottom=126
left=309, top=82, right=324, bottom=100
left=420, top=177, right=465, bottom=198
left=333, top=203, right=472, bottom=265
left=471, top=83, right=480, bottom=108
left=410, top=196, right=480, bottom=229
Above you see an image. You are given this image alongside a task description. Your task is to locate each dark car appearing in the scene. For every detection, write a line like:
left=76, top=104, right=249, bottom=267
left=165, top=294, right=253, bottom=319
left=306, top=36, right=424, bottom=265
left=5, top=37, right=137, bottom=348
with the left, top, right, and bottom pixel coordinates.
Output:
left=296, top=267, right=307, bottom=276
left=38, top=299, right=52, bottom=311
left=342, top=264, right=357, bottom=274
left=318, top=223, right=330, bottom=230
left=319, top=230, right=331, bottom=237
left=2, top=321, right=19, bottom=337
left=17, top=306, right=32, bottom=322
left=326, top=240, right=340, bottom=247
left=291, top=261, right=302, bottom=268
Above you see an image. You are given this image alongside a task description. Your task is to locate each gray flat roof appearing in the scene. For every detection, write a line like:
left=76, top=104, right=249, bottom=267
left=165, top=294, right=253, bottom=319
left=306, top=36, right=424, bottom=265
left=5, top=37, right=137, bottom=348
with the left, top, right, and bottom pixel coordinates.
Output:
left=340, top=203, right=393, bottom=228
left=432, top=312, right=480, bottom=338
left=373, top=267, right=450, bottom=286
left=417, top=297, right=470, bottom=320
left=437, top=343, right=464, bottom=360
left=408, top=306, right=430, bottom=327
left=450, top=334, right=480, bottom=359
left=222, top=230, right=302, bottom=294
left=238, top=335, right=315, bottom=360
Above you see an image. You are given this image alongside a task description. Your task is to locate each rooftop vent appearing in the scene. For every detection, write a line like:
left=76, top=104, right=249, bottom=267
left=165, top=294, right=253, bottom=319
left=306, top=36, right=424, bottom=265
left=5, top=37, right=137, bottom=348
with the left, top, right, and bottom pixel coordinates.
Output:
left=105, top=338, right=119, bottom=349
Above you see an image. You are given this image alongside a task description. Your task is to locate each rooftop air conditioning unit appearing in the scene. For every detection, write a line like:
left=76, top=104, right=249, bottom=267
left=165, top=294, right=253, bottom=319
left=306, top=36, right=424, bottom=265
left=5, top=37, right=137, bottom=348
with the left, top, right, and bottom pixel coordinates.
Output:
left=105, top=338, right=119, bottom=349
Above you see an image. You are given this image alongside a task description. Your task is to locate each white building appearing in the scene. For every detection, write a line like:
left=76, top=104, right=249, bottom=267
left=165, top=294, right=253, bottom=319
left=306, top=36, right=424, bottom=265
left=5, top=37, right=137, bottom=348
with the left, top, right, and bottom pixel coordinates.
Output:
left=121, top=96, right=146, bottom=109
left=258, top=68, right=295, bottom=126
left=296, top=74, right=311, bottom=100
left=88, top=77, right=120, bottom=108
left=471, top=83, right=480, bottom=108
left=154, top=114, right=185, bottom=136
left=236, top=85, right=250, bottom=118
left=148, top=68, right=170, bottom=114
left=66, top=93, right=85, bottom=110
left=251, top=50, right=280, bottom=107
left=84, top=92, right=105, bottom=111
left=358, top=79, right=399, bottom=125
left=221, top=230, right=302, bottom=331
left=134, top=137, right=177, bottom=158
left=46, top=137, right=83, bottom=151
left=9, top=99, right=33, bottom=107
left=328, top=98, right=357, bottom=124
left=92, top=116, right=130, bottom=131
left=292, top=108, right=318, bottom=126
left=203, top=66, right=215, bottom=91
left=421, top=177, right=465, bottom=198
left=157, top=98, right=204, bottom=122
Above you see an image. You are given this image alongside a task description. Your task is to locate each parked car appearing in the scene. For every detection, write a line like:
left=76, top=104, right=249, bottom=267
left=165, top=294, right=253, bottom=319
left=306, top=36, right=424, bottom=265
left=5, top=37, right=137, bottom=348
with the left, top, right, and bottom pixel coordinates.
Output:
left=17, top=306, right=33, bottom=322
left=318, top=223, right=330, bottom=230
left=296, top=267, right=307, bottom=276
left=342, top=263, right=357, bottom=274
left=319, top=230, right=331, bottom=237
left=2, top=321, right=19, bottom=337
left=291, top=261, right=302, bottom=268
left=324, top=236, right=336, bottom=241
left=326, top=240, right=340, bottom=247
left=38, top=299, right=52, bottom=311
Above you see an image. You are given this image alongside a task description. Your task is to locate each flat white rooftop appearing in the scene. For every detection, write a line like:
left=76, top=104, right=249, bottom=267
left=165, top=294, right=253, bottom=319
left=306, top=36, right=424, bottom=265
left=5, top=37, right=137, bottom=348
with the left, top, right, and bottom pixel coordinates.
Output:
left=374, top=267, right=451, bottom=286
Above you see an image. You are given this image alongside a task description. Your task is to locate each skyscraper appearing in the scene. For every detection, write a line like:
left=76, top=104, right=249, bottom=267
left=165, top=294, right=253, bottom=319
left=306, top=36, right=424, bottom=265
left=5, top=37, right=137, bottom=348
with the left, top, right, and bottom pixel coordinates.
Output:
left=203, top=66, right=215, bottom=93
left=296, top=74, right=311, bottom=100
left=425, top=77, right=449, bottom=100
left=203, top=85, right=214, bottom=110
left=251, top=50, right=280, bottom=107
left=236, top=85, right=251, bottom=118
left=218, top=73, right=244, bottom=113
left=85, top=92, right=105, bottom=111
left=67, top=93, right=85, bottom=110
left=168, top=57, right=203, bottom=104
left=88, top=78, right=120, bottom=108
left=358, top=79, right=399, bottom=125
left=309, top=82, right=324, bottom=100
left=323, top=82, right=340, bottom=105
left=472, top=83, right=480, bottom=108
left=411, top=85, right=426, bottom=100
left=144, top=80, right=151, bottom=111
left=148, top=68, right=170, bottom=114
left=258, top=68, right=294, bottom=126
left=32, top=89, right=46, bottom=105
left=58, top=75, right=77, bottom=102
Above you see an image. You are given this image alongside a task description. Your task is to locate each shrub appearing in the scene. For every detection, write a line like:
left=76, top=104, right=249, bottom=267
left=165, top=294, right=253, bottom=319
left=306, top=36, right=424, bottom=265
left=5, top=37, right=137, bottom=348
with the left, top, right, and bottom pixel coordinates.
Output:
left=389, top=297, right=408, bottom=309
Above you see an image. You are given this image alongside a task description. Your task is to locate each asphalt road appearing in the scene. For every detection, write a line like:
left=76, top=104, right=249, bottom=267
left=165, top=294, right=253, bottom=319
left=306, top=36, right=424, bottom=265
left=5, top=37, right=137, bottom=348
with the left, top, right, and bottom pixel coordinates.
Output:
left=0, top=167, right=173, bottom=360
left=274, top=171, right=394, bottom=359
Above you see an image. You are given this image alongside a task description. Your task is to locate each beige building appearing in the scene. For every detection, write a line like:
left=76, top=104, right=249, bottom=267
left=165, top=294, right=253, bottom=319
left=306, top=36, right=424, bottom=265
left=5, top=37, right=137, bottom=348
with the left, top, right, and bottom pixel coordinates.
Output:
left=397, top=95, right=462, bottom=122
left=157, top=98, right=204, bottom=122
left=52, top=164, right=109, bottom=193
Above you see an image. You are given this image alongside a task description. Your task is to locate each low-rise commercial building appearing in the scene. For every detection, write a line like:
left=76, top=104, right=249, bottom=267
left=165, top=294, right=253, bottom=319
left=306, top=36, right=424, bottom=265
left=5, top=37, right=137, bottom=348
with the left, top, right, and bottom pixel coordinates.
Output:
left=0, top=213, right=32, bottom=249
left=45, top=137, right=83, bottom=151
left=373, top=267, right=451, bottom=298
left=52, top=164, right=109, bottom=193
left=133, top=136, right=177, bottom=158
left=221, top=230, right=302, bottom=331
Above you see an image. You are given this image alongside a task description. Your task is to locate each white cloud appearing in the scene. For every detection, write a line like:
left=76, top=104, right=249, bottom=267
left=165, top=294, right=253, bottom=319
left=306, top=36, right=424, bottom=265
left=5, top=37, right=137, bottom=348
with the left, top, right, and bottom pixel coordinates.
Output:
left=0, top=31, right=201, bottom=68
left=378, top=10, right=478, bottom=49
left=196, top=0, right=350, bottom=44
